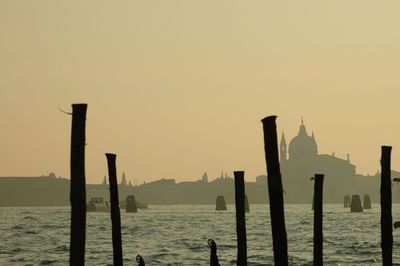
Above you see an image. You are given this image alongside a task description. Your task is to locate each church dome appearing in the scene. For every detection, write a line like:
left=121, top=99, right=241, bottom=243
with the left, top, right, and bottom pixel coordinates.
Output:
left=288, top=119, right=318, bottom=160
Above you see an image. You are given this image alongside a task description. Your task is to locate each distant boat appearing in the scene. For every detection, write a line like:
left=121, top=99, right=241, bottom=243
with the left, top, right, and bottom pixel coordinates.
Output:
left=87, top=197, right=110, bottom=212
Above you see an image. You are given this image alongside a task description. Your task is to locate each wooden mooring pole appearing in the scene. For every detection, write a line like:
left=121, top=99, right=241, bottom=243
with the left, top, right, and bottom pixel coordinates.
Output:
left=106, top=153, right=123, bottom=266
left=126, top=195, right=138, bottom=213
left=261, top=116, right=288, bottom=265
left=69, top=104, right=87, bottom=266
left=343, top=195, right=350, bottom=208
left=208, top=239, right=221, bottom=266
left=381, top=146, right=392, bottom=265
left=234, top=171, right=247, bottom=266
left=312, top=174, right=324, bottom=266
left=215, top=196, right=227, bottom=211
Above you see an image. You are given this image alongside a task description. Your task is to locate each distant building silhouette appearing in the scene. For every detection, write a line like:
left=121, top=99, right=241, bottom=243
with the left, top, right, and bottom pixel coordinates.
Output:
left=120, top=172, right=127, bottom=186
left=280, top=119, right=357, bottom=202
left=280, top=132, right=287, bottom=162
left=2, top=121, right=400, bottom=206
left=202, top=172, right=208, bottom=183
left=256, top=175, right=267, bottom=185
left=49, top=172, right=57, bottom=178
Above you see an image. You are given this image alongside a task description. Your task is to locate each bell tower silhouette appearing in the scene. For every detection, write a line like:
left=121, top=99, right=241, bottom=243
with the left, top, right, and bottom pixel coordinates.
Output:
left=280, top=132, right=287, bottom=162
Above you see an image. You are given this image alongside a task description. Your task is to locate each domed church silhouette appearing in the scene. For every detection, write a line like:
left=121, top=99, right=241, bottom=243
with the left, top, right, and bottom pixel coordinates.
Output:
left=279, top=119, right=358, bottom=203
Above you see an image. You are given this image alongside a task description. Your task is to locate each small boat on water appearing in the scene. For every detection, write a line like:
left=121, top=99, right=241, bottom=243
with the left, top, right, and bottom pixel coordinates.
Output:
left=87, top=197, right=110, bottom=212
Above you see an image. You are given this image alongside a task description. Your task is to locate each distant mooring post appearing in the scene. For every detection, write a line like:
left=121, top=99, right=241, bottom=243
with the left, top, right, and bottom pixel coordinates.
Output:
left=106, top=153, right=123, bottom=266
left=69, top=103, right=87, bottom=266
left=343, top=195, right=350, bottom=208
left=350, top=195, right=363, bottom=212
left=261, top=116, right=288, bottom=265
left=245, top=195, right=250, bottom=213
left=393, top=178, right=400, bottom=228
left=215, top=196, right=227, bottom=211
left=126, top=195, right=138, bottom=213
left=381, top=146, right=392, bottom=265
left=208, top=239, right=220, bottom=266
left=234, top=171, right=247, bottom=265
left=312, top=174, right=324, bottom=266
left=363, top=194, right=371, bottom=209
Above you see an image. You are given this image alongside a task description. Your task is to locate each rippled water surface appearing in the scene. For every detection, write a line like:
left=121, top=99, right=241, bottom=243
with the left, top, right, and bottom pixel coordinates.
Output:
left=1, top=204, right=400, bottom=265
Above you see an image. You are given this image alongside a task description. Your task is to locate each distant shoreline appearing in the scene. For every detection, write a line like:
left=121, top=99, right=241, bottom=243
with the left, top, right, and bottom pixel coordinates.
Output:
left=1, top=174, right=398, bottom=207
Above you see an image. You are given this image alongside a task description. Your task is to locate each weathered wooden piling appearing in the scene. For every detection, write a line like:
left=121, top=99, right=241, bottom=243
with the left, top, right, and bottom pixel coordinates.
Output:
left=343, top=195, right=350, bottom=208
left=381, top=146, right=392, bottom=265
left=312, top=174, right=324, bottom=266
left=208, top=239, right=220, bottom=266
left=69, top=103, right=87, bottom=266
left=234, top=171, right=247, bottom=266
left=245, top=195, right=250, bottom=213
left=136, top=255, right=145, bottom=266
left=363, top=194, right=371, bottom=209
left=261, top=115, right=288, bottom=265
left=215, top=196, right=227, bottom=211
left=106, top=153, right=123, bottom=266
left=350, top=195, right=363, bottom=212
left=126, top=195, right=138, bottom=213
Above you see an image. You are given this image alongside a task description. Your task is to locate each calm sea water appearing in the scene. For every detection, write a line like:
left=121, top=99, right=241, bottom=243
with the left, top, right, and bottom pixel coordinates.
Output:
left=1, top=204, right=400, bottom=265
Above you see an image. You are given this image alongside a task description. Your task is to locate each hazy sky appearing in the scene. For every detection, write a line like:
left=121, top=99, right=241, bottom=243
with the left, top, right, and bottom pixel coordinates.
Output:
left=1, top=1, right=400, bottom=183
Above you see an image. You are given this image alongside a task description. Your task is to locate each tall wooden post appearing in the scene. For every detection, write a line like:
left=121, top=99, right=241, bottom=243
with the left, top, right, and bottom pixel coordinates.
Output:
left=381, top=146, right=392, bottom=265
left=312, top=174, right=324, bottom=266
left=234, top=171, right=247, bottom=265
left=261, top=116, right=288, bottom=265
left=69, top=103, right=87, bottom=266
left=106, top=153, right=123, bottom=266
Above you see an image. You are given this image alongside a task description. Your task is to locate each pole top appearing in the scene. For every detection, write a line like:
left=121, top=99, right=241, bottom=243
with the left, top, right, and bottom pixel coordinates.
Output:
left=261, top=115, right=277, bottom=124
left=311, top=174, right=324, bottom=181
left=71, top=103, right=88, bottom=108
left=105, top=153, right=117, bottom=159
left=233, top=170, right=245, bottom=175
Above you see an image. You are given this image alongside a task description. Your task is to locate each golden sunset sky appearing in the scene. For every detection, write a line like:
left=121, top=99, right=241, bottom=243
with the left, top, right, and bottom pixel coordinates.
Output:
left=1, top=1, right=400, bottom=183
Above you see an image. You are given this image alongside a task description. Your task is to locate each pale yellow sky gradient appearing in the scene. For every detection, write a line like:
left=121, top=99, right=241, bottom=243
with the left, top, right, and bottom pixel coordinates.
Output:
left=1, top=1, right=400, bottom=183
